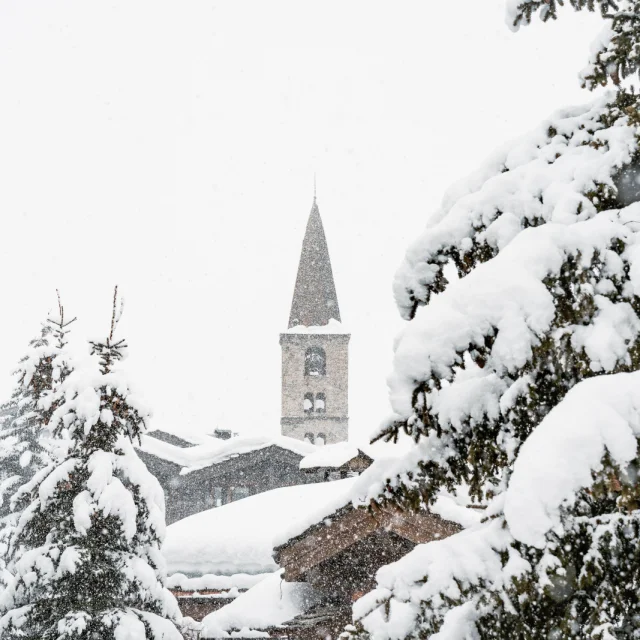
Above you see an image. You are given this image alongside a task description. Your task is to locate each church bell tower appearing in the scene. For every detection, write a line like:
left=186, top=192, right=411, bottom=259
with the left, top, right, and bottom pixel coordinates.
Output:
left=280, top=195, right=349, bottom=444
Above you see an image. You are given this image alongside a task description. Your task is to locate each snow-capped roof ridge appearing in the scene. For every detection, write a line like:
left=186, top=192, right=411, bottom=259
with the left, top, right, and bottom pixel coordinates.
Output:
left=137, top=432, right=317, bottom=473
left=299, top=441, right=364, bottom=469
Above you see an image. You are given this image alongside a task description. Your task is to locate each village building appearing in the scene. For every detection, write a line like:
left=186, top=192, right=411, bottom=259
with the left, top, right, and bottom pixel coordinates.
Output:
left=281, top=195, right=350, bottom=445
left=190, top=462, right=475, bottom=640
left=136, top=432, right=320, bottom=524
left=137, top=195, right=354, bottom=524
left=299, top=442, right=374, bottom=481
left=162, top=478, right=359, bottom=624
left=272, top=500, right=462, bottom=639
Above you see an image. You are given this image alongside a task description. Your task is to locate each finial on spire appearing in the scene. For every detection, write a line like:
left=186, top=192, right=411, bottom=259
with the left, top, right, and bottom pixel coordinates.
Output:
left=313, top=173, right=317, bottom=204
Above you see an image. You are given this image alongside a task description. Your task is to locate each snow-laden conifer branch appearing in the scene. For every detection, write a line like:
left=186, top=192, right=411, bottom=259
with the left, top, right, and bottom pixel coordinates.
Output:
left=507, top=1, right=640, bottom=90
left=356, top=34, right=640, bottom=630
left=507, top=0, right=618, bottom=30
left=46, top=289, right=77, bottom=349
left=376, top=93, right=640, bottom=508
left=89, top=287, right=128, bottom=376
left=356, top=372, right=640, bottom=639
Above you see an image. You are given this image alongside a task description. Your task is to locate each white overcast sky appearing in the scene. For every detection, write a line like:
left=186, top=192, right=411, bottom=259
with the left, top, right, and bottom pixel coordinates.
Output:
left=0, top=1, right=602, bottom=443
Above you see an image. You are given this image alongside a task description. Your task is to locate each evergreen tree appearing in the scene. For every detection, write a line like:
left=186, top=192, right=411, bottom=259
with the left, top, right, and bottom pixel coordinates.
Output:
left=0, top=288, right=182, bottom=640
left=0, top=293, right=75, bottom=521
left=0, top=295, right=75, bottom=588
left=352, top=4, right=640, bottom=639
left=0, top=323, right=55, bottom=520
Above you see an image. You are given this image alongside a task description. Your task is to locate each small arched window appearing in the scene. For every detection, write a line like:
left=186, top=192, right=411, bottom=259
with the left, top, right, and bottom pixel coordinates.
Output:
left=303, top=392, right=314, bottom=414
left=316, top=433, right=326, bottom=446
left=315, top=393, right=326, bottom=413
left=304, top=432, right=315, bottom=444
left=305, top=346, right=326, bottom=376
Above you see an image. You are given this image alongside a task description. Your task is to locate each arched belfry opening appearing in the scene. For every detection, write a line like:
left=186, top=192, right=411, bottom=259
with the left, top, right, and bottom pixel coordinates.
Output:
left=279, top=195, right=350, bottom=444
left=304, top=346, right=326, bottom=376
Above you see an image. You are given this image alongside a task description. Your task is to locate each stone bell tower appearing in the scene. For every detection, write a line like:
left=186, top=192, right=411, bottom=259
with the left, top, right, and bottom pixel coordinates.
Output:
left=280, top=195, right=349, bottom=444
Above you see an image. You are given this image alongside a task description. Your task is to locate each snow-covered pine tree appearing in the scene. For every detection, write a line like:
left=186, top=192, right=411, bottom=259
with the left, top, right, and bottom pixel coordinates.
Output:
left=0, top=288, right=183, bottom=640
left=0, top=323, right=55, bottom=521
left=352, top=4, right=640, bottom=639
left=0, top=294, right=75, bottom=590
left=0, top=293, right=75, bottom=587
left=0, top=293, right=75, bottom=521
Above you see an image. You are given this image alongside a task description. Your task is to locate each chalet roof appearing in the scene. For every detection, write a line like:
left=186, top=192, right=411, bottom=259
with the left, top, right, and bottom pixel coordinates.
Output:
left=162, top=478, right=358, bottom=578
left=275, top=503, right=462, bottom=582
left=137, top=433, right=317, bottom=474
left=146, top=430, right=195, bottom=449
left=299, top=442, right=373, bottom=471
left=273, top=458, right=485, bottom=552
left=167, top=573, right=266, bottom=593
left=288, top=199, right=341, bottom=329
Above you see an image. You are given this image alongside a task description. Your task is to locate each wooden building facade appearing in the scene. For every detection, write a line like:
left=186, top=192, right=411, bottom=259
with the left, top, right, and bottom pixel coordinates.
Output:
left=273, top=503, right=461, bottom=640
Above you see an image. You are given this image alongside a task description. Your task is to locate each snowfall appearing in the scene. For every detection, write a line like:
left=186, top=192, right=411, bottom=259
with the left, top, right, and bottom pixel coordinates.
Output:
left=161, top=85, right=640, bottom=638
left=5, top=9, right=640, bottom=640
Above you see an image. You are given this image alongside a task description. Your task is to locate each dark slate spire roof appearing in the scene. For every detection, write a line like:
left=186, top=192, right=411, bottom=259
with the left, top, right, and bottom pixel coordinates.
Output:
left=288, top=198, right=341, bottom=328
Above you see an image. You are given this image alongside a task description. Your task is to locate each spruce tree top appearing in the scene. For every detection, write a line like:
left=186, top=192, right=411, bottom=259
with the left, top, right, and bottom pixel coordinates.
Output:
left=0, top=296, right=75, bottom=514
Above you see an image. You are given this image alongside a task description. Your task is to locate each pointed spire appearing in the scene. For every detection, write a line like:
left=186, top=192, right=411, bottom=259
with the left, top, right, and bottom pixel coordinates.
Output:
left=288, top=195, right=341, bottom=328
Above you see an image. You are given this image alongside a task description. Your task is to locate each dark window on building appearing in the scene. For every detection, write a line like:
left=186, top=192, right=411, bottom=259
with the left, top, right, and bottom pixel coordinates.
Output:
left=315, top=392, right=326, bottom=413
left=304, top=392, right=314, bottom=414
left=305, top=346, right=326, bottom=376
left=304, top=432, right=315, bottom=444
left=316, top=432, right=326, bottom=446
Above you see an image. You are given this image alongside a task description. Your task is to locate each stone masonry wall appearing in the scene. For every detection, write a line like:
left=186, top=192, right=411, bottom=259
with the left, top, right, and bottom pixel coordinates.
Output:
left=280, top=333, right=349, bottom=444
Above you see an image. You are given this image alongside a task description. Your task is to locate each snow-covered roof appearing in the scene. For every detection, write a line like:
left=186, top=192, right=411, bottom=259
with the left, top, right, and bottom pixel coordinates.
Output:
left=200, top=571, right=319, bottom=638
left=167, top=573, right=267, bottom=592
left=274, top=458, right=484, bottom=549
left=272, top=472, right=373, bottom=548
left=146, top=430, right=197, bottom=449
left=299, top=442, right=363, bottom=469
left=162, top=478, right=358, bottom=578
left=137, top=433, right=317, bottom=474
left=284, top=318, right=350, bottom=335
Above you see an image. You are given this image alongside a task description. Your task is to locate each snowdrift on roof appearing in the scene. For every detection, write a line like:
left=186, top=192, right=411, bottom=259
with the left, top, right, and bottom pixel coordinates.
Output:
left=137, top=433, right=316, bottom=473
left=200, top=570, right=320, bottom=638
left=284, top=318, right=350, bottom=334
left=299, top=442, right=361, bottom=469
left=163, top=478, right=358, bottom=577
